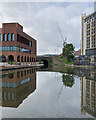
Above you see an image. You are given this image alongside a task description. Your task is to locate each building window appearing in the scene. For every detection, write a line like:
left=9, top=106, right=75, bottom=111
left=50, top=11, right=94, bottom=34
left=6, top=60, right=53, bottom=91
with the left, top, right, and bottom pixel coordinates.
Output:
left=12, top=93, right=15, bottom=100
left=17, top=34, right=30, bottom=46
left=91, top=28, right=95, bottom=34
left=8, top=92, right=10, bottom=100
left=87, top=23, right=90, bottom=29
left=4, top=34, right=7, bottom=41
left=8, top=33, right=11, bottom=41
left=92, top=35, right=95, bottom=48
left=87, top=30, right=90, bottom=36
left=87, top=37, right=90, bottom=48
left=92, top=21, right=95, bottom=27
left=34, top=58, right=35, bottom=62
left=0, top=34, right=2, bottom=41
left=12, top=33, right=15, bottom=41
left=32, top=57, right=33, bottom=62
left=4, top=92, right=7, bottom=100
left=30, top=41, right=32, bottom=47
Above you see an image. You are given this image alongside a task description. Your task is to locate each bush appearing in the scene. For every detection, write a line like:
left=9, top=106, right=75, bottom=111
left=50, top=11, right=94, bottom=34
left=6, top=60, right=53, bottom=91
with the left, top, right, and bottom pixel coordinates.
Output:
left=8, top=61, right=17, bottom=65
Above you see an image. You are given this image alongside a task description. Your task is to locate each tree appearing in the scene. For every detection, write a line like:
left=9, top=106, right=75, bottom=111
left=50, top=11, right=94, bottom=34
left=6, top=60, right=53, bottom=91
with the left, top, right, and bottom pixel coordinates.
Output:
left=62, top=43, right=75, bottom=61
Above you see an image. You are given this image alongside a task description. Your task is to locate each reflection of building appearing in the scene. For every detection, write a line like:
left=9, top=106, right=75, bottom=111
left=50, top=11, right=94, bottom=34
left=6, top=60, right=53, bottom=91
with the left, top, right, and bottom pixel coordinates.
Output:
left=80, top=77, right=96, bottom=118
left=0, top=23, right=37, bottom=63
left=74, top=68, right=96, bottom=80
left=81, top=2, right=96, bottom=56
left=0, top=68, right=36, bottom=108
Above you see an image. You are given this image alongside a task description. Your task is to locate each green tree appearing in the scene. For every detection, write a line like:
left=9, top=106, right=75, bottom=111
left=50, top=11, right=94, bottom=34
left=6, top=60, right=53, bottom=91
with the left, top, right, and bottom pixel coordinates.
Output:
left=62, top=43, right=75, bottom=61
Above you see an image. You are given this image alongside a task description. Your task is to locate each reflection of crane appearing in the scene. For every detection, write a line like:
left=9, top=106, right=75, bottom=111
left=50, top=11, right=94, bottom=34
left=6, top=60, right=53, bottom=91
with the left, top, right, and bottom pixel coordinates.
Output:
left=58, top=84, right=63, bottom=98
left=58, top=26, right=67, bottom=48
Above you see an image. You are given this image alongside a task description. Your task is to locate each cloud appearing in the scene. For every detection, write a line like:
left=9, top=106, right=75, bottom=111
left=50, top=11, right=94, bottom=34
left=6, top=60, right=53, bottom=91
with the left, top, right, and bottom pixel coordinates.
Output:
left=0, top=2, right=94, bottom=54
left=0, top=0, right=95, bottom=2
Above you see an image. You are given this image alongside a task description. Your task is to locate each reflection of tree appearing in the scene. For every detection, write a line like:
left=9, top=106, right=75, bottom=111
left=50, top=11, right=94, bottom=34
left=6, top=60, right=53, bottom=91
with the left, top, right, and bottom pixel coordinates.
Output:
left=67, top=67, right=74, bottom=74
left=62, top=74, right=75, bottom=87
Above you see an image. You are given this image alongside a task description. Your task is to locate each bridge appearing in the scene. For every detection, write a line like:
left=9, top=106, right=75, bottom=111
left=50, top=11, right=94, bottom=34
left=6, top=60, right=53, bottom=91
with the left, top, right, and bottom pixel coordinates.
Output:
left=37, top=56, right=53, bottom=69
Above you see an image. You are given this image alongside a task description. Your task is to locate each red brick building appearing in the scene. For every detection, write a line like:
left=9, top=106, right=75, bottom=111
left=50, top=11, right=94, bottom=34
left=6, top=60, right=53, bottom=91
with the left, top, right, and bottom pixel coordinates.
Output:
left=0, top=22, right=37, bottom=64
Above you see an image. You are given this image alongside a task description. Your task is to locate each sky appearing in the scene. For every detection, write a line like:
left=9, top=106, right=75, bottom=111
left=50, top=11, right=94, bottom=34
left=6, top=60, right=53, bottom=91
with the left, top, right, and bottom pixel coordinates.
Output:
left=0, top=2, right=94, bottom=55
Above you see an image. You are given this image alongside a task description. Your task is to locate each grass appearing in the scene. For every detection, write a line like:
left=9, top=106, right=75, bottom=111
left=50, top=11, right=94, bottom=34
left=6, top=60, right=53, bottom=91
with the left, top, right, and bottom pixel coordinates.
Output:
left=8, top=61, right=17, bottom=65
left=56, top=66, right=74, bottom=74
left=58, top=56, right=74, bottom=65
left=49, top=63, right=57, bottom=67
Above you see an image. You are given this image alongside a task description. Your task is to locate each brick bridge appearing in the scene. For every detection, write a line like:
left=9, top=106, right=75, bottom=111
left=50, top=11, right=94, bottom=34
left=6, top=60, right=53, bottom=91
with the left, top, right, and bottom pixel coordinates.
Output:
left=37, top=56, right=53, bottom=69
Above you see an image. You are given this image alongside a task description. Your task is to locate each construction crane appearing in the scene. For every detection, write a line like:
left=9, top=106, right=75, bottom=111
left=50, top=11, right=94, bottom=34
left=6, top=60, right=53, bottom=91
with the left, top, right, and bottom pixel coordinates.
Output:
left=58, top=26, right=67, bottom=48
left=57, top=26, right=67, bottom=98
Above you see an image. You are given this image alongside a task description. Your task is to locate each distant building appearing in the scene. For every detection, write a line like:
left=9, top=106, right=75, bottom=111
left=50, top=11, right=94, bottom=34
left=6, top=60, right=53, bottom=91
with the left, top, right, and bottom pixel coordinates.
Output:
left=0, top=22, right=37, bottom=64
left=81, top=1, right=96, bottom=56
left=74, top=49, right=81, bottom=57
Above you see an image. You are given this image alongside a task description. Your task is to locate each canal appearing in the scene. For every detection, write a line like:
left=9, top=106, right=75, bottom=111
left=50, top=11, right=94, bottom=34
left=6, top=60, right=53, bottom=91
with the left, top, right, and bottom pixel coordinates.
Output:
left=0, top=67, right=96, bottom=119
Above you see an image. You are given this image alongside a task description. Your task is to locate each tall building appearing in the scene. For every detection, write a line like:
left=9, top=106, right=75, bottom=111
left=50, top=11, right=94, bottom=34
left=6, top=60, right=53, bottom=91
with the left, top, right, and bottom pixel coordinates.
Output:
left=0, top=23, right=37, bottom=64
left=81, top=14, right=86, bottom=55
left=81, top=2, right=96, bottom=56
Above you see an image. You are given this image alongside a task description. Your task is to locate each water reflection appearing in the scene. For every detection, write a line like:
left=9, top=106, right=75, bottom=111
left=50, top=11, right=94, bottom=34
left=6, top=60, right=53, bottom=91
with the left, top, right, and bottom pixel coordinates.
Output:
left=0, top=68, right=36, bottom=108
left=73, top=68, right=96, bottom=118
left=62, top=74, right=75, bottom=88
left=0, top=67, right=96, bottom=119
left=80, top=77, right=96, bottom=118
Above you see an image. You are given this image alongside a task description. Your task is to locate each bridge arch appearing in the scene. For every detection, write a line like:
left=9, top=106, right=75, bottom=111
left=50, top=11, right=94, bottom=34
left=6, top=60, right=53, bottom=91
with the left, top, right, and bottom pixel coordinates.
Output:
left=40, top=59, right=48, bottom=69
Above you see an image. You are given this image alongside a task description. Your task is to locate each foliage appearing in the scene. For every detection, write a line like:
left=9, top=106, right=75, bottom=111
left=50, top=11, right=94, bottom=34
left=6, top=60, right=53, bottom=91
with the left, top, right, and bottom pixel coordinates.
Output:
left=58, top=56, right=74, bottom=65
left=39, top=61, right=44, bottom=64
left=62, top=44, right=75, bottom=61
left=62, top=74, right=75, bottom=87
left=8, top=61, right=17, bottom=65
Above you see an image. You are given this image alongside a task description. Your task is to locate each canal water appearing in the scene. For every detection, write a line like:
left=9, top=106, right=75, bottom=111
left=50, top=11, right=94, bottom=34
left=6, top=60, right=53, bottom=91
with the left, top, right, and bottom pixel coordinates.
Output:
left=0, top=67, right=96, bottom=119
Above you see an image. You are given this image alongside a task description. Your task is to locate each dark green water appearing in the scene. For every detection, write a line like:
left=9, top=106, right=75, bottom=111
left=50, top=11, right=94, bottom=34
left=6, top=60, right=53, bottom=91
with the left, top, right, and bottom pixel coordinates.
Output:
left=0, top=68, right=96, bottom=119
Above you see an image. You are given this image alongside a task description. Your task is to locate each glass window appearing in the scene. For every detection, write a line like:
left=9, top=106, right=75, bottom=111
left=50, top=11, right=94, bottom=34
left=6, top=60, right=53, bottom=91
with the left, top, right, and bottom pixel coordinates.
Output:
left=7, top=46, right=10, bottom=51
left=12, top=92, right=15, bottom=100
left=0, top=47, right=2, bottom=51
left=30, top=41, right=32, bottom=47
left=5, top=46, right=8, bottom=51
left=10, top=46, right=13, bottom=51
left=8, top=92, right=10, bottom=100
left=4, top=34, right=7, bottom=41
left=0, top=34, right=2, bottom=41
left=13, top=46, right=16, bottom=51
left=4, top=92, right=7, bottom=100
left=12, top=33, right=15, bottom=41
left=2, top=46, right=5, bottom=51
left=0, top=92, right=2, bottom=101
left=8, top=33, right=11, bottom=41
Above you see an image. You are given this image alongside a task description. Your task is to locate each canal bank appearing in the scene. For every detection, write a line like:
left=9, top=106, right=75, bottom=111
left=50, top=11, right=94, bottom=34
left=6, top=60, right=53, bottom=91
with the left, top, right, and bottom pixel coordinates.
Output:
left=0, top=56, right=95, bottom=71
left=50, top=56, right=94, bottom=70
left=0, top=63, right=43, bottom=71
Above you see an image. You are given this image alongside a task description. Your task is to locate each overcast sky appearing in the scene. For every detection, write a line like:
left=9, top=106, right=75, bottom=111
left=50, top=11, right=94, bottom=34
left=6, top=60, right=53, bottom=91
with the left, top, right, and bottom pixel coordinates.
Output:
left=0, top=2, right=94, bottom=55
